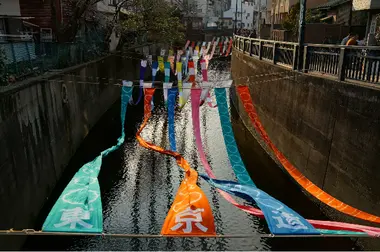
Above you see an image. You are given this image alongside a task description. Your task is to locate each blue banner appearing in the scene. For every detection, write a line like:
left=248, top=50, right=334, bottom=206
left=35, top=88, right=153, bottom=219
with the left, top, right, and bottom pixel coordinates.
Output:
left=200, top=175, right=319, bottom=235
left=168, top=88, right=178, bottom=152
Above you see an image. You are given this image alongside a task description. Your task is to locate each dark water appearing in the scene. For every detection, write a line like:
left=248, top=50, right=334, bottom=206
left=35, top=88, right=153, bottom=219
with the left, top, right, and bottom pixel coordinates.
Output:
left=23, top=60, right=359, bottom=250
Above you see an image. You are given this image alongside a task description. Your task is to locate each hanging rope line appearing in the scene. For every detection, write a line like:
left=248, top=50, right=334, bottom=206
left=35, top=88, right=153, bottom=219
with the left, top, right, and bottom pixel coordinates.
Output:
left=0, top=229, right=371, bottom=238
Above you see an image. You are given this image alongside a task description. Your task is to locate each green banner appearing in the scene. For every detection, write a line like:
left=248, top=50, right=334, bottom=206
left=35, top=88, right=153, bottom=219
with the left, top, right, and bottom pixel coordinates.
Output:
left=42, top=86, right=133, bottom=233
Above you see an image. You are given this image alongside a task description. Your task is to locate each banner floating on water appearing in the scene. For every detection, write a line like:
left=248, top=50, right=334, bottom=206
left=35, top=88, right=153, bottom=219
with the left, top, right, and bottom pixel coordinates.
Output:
left=135, top=88, right=216, bottom=236
left=200, top=176, right=319, bottom=235
left=42, top=84, right=133, bottom=233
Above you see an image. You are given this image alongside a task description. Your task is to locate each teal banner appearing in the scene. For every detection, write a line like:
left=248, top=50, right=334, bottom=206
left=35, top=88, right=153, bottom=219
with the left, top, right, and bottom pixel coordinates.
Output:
left=214, top=88, right=255, bottom=186
left=42, top=86, right=133, bottom=233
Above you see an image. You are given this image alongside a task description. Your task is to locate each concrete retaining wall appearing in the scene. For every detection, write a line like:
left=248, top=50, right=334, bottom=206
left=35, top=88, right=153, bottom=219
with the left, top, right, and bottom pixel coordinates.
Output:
left=0, top=47, right=147, bottom=249
left=231, top=49, right=380, bottom=249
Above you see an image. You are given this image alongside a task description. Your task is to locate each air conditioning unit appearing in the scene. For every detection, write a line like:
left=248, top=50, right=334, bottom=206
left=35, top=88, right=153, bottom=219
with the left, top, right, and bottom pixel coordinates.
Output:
left=40, top=28, right=53, bottom=42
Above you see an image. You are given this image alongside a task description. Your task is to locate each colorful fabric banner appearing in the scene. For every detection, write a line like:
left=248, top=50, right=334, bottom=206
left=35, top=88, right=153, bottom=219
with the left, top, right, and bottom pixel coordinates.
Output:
left=147, top=55, right=153, bottom=66
left=129, top=60, right=146, bottom=105
left=184, top=40, right=190, bottom=50
left=164, top=62, right=170, bottom=83
left=193, top=49, right=199, bottom=75
left=199, top=60, right=210, bottom=107
left=168, top=88, right=177, bottom=151
left=135, top=88, right=215, bottom=236
left=152, top=61, right=158, bottom=81
left=42, top=84, right=133, bottom=233
left=214, top=88, right=254, bottom=185
left=168, top=55, right=175, bottom=72
left=176, top=62, right=183, bottom=106
left=200, top=176, right=319, bottom=235
left=176, top=50, right=183, bottom=63
left=160, top=49, right=166, bottom=57
left=222, top=38, right=228, bottom=54
left=225, top=39, right=233, bottom=56
left=209, top=39, right=219, bottom=60
left=205, top=42, right=211, bottom=55
left=179, top=82, right=192, bottom=108
left=236, top=85, right=380, bottom=224
left=158, top=56, right=165, bottom=73
left=163, top=82, right=173, bottom=107
left=181, top=55, right=187, bottom=76
left=188, top=61, right=195, bottom=87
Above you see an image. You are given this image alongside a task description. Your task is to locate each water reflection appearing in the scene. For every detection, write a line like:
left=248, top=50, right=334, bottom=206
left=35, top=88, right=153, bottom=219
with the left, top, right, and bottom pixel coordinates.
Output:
left=23, top=59, right=358, bottom=251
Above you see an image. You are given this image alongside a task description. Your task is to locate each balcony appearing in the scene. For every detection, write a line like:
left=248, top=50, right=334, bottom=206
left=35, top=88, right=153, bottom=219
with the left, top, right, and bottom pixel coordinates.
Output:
left=353, top=0, right=380, bottom=10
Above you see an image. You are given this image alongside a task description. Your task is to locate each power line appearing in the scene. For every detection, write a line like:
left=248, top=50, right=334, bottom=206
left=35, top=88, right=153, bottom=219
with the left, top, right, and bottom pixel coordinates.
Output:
left=0, top=229, right=371, bottom=238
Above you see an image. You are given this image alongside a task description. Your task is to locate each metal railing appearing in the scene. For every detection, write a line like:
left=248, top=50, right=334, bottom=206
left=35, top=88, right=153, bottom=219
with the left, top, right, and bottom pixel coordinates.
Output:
left=234, top=35, right=299, bottom=70
left=234, top=35, right=380, bottom=84
left=0, top=39, right=108, bottom=85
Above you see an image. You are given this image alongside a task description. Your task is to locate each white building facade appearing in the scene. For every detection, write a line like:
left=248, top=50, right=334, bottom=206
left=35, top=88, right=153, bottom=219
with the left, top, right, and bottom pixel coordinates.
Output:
left=223, top=0, right=255, bottom=29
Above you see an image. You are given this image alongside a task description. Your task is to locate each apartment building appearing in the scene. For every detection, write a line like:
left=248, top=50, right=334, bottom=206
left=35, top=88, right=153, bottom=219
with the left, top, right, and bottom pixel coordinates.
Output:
left=271, top=0, right=327, bottom=24
left=223, top=0, right=255, bottom=29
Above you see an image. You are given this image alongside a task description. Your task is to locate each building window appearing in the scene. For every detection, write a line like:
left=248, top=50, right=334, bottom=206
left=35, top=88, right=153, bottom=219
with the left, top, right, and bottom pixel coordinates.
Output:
left=108, top=0, right=117, bottom=6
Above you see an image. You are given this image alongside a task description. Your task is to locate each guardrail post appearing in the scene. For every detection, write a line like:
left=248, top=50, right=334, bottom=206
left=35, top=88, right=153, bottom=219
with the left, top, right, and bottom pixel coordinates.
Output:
left=272, top=42, right=277, bottom=64
left=338, top=48, right=347, bottom=81
left=292, top=45, right=298, bottom=70
left=245, top=39, right=250, bottom=55
left=303, top=46, right=309, bottom=73
left=249, top=39, right=252, bottom=56
left=259, top=41, right=263, bottom=60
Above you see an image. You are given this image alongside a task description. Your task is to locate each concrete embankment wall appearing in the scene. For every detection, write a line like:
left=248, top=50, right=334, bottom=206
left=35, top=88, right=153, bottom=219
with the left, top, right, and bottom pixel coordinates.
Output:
left=0, top=44, right=160, bottom=249
left=231, top=49, right=380, bottom=249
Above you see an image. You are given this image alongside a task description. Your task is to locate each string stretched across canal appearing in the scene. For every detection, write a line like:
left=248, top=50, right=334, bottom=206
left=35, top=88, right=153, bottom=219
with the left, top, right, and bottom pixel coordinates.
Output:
left=0, top=229, right=371, bottom=238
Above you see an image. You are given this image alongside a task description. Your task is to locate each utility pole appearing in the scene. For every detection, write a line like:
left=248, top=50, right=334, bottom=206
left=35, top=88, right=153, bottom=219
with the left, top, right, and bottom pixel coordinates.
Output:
left=240, top=0, right=243, bottom=28
left=348, top=0, right=353, bottom=33
left=257, top=0, right=261, bottom=37
left=297, top=0, right=306, bottom=70
left=270, top=0, right=274, bottom=38
left=235, top=0, right=238, bottom=33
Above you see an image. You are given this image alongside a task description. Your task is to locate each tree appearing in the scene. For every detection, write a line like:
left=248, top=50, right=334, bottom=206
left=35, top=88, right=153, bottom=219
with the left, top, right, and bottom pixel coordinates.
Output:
left=121, top=0, right=185, bottom=45
left=53, top=0, right=129, bottom=43
left=282, top=1, right=323, bottom=36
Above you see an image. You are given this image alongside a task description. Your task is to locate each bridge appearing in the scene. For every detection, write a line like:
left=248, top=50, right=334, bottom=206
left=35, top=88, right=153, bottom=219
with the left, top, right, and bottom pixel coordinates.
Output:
left=0, top=38, right=380, bottom=250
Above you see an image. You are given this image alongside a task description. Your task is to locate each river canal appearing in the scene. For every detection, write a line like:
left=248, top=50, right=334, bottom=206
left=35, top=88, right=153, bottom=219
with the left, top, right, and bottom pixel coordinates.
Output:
left=23, top=60, right=359, bottom=250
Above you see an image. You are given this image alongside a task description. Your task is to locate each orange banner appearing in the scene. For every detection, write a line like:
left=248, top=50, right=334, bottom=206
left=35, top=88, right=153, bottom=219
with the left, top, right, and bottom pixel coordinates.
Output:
left=136, top=88, right=216, bottom=236
left=236, top=85, right=380, bottom=224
